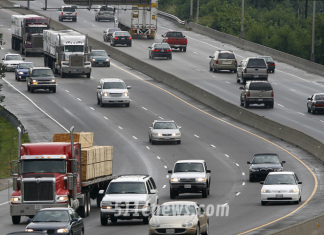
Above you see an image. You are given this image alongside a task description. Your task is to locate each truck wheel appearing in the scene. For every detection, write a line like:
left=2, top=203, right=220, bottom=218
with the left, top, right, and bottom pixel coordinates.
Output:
left=269, top=102, right=274, bottom=109
left=61, top=73, right=65, bottom=78
left=12, top=216, right=21, bottom=224
left=183, top=48, right=187, bottom=52
left=101, top=215, right=108, bottom=225
left=27, top=83, right=30, bottom=91
left=125, top=103, right=130, bottom=107
left=11, top=38, right=14, bottom=49
left=170, top=189, right=176, bottom=199
left=25, top=50, right=29, bottom=57
left=143, top=217, right=149, bottom=224
left=86, top=73, right=90, bottom=78
left=100, top=99, right=105, bottom=107
left=78, top=196, right=88, bottom=218
left=87, top=192, right=91, bottom=216
left=31, top=87, right=35, bottom=93
left=244, top=99, right=249, bottom=108
left=202, top=188, right=208, bottom=198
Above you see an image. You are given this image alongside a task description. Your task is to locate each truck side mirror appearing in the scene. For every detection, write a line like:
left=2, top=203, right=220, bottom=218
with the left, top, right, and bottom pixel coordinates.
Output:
left=150, top=189, right=156, bottom=194
left=127, top=86, right=131, bottom=89
left=99, top=189, right=105, bottom=194
left=239, top=87, right=244, bottom=90
left=206, top=170, right=211, bottom=173
left=97, top=86, right=101, bottom=89
left=247, top=161, right=251, bottom=164
left=281, top=161, right=286, bottom=164
left=23, top=58, right=25, bottom=60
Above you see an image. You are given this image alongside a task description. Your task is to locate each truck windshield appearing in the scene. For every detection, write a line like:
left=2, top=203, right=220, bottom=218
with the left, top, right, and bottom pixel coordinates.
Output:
left=65, top=45, right=84, bottom=53
left=28, top=27, right=46, bottom=34
left=107, top=182, right=147, bottom=194
left=22, top=160, right=66, bottom=174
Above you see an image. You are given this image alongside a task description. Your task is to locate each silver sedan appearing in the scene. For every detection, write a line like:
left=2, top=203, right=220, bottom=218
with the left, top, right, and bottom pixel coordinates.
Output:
left=149, top=120, right=181, bottom=144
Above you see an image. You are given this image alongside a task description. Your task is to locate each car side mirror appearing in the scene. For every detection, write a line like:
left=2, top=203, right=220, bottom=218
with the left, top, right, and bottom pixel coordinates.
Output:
left=2, top=58, right=4, bottom=60
left=168, top=170, right=172, bottom=174
left=307, top=98, right=311, bottom=100
left=247, top=161, right=251, bottom=164
left=206, top=170, right=211, bottom=173
left=239, top=87, right=244, bottom=90
left=23, top=58, right=25, bottom=60
left=260, top=181, right=264, bottom=184
left=127, top=86, right=131, bottom=89
left=70, top=218, right=78, bottom=224
left=161, top=35, right=164, bottom=37
left=97, top=86, right=101, bottom=89
left=238, top=65, right=242, bottom=67
left=103, top=31, right=107, bottom=33
left=281, top=161, right=286, bottom=164
left=298, top=181, right=302, bottom=184
left=150, top=189, right=157, bottom=194
left=99, top=189, right=105, bottom=194
left=27, top=218, right=32, bottom=223
left=209, top=56, right=214, bottom=58
left=178, top=126, right=181, bottom=129
left=148, top=46, right=152, bottom=49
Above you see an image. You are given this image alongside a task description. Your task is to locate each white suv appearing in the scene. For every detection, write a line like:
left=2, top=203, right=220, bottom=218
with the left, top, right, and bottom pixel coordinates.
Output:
left=59, top=6, right=77, bottom=22
left=99, top=174, right=159, bottom=225
left=97, top=78, right=131, bottom=107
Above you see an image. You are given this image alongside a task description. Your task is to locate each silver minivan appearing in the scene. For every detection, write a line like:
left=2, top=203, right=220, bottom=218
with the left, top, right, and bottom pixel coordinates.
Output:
left=59, top=5, right=77, bottom=22
left=95, top=5, right=115, bottom=21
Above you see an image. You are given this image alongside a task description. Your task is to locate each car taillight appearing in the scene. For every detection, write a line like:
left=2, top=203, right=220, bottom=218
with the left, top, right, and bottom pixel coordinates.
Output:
left=128, top=37, right=131, bottom=40
left=98, top=12, right=100, bottom=15
left=267, top=69, right=269, bottom=74
left=235, top=60, right=237, bottom=64
left=215, top=60, right=218, bottom=64
left=271, top=91, right=274, bottom=97
left=75, top=12, right=77, bottom=15
left=61, top=12, right=63, bottom=15
left=108, top=33, right=111, bottom=36
left=247, top=92, right=250, bottom=97
left=244, top=68, right=247, bottom=73
left=166, top=39, right=169, bottom=43
left=153, top=49, right=160, bottom=52
left=166, top=49, right=171, bottom=52
left=115, top=37, right=118, bottom=40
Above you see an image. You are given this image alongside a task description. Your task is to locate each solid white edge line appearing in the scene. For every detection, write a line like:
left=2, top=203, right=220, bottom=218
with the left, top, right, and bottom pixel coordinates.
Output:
left=0, top=201, right=9, bottom=206
left=2, top=78, right=68, bottom=132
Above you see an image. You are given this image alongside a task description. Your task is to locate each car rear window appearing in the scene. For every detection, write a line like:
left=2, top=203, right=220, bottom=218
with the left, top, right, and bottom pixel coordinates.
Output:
left=115, top=32, right=131, bottom=36
left=108, top=28, right=121, bottom=33
left=63, top=7, right=76, bottom=12
left=315, top=95, right=324, bottom=100
left=218, top=53, right=235, bottom=59
left=249, top=83, right=272, bottom=91
left=247, top=59, right=266, bottom=68
left=166, top=32, right=183, bottom=37
left=260, top=56, right=273, bottom=62
left=154, top=44, right=170, bottom=49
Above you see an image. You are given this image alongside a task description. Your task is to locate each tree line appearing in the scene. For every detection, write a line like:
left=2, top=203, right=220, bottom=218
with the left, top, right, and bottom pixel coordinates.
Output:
left=158, top=0, right=324, bottom=65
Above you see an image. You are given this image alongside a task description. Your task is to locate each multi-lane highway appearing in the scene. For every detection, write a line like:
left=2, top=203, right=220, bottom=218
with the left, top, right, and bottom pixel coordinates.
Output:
left=1, top=1, right=324, bottom=234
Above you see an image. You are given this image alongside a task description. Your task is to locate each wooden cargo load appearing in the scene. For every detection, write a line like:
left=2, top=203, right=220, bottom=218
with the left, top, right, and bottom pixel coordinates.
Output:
left=53, top=132, right=94, bottom=148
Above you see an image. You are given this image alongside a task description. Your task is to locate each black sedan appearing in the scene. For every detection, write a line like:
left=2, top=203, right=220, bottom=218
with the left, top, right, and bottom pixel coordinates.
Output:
left=110, top=31, right=132, bottom=47
left=307, top=93, right=324, bottom=114
left=247, top=153, right=285, bottom=182
left=90, top=50, right=110, bottom=67
left=259, top=56, right=275, bottom=73
left=25, top=208, right=84, bottom=235
left=148, top=43, right=172, bottom=60
left=103, top=28, right=121, bottom=42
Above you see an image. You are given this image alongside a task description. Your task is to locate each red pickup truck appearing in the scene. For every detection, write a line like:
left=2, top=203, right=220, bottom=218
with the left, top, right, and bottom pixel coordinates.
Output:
left=161, top=31, right=187, bottom=52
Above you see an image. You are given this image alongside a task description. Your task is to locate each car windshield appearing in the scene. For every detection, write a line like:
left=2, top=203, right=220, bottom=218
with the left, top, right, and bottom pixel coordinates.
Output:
left=153, top=122, right=177, bottom=129
left=155, top=205, right=196, bottom=216
left=218, top=53, right=235, bottom=59
left=65, top=45, right=84, bottom=53
left=32, top=69, right=53, bottom=77
left=249, top=83, right=272, bottom=91
left=154, top=44, right=170, bottom=49
left=265, top=174, right=296, bottom=185
left=19, top=63, right=35, bottom=69
left=29, top=27, right=46, bottom=34
left=261, top=56, right=273, bottom=62
left=6, top=55, right=22, bottom=60
left=115, top=32, right=131, bottom=36
left=103, top=82, right=126, bottom=89
left=315, top=95, right=324, bottom=100
left=92, top=51, right=108, bottom=56
left=22, top=160, right=66, bottom=174
left=247, top=59, right=266, bottom=68
left=63, top=7, right=75, bottom=12
left=174, top=163, right=204, bottom=172
left=252, top=155, right=280, bottom=164
left=106, top=182, right=147, bottom=194
left=33, top=210, right=70, bottom=222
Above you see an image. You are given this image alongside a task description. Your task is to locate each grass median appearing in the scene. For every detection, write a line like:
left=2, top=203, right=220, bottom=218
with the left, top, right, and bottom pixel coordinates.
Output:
left=0, top=116, right=29, bottom=179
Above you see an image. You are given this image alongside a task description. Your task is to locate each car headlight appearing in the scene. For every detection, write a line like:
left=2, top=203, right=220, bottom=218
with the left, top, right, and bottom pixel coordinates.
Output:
left=196, top=177, right=206, bottom=182
left=32, top=80, right=38, bottom=85
left=172, top=132, right=181, bottom=136
left=182, top=221, right=194, bottom=227
left=105, top=59, right=110, bottom=62
left=92, top=58, right=96, bottom=62
left=262, top=189, right=270, bottom=193
left=57, top=195, right=68, bottom=202
left=124, top=92, right=129, bottom=97
left=101, top=206, right=113, bottom=209
left=171, top=178, right=179, bottom=182
left=18, top=72, right=24, bottom=74
left=289, top=188, right=298, bottom=193
left=11, top=197, right=20, bottom=202
left=52, top=79, right=56, bottom=83
left=152, top=133, right=162, bottom=136
left=150, top=221, right=160, bottom=227
left=57, top=228, right=69, bottom=233
left=250, top=168, right=259, bottom=172
left=103, top=92, right=108, bottom=97
left=25, top=229, right=34, bottom=232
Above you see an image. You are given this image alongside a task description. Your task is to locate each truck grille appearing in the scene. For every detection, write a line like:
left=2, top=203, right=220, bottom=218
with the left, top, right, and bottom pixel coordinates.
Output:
left=70, top=55, right=84, bottom=67
left=109, top=93, right=122, bottom=97
left=179, top=178, right=196, bottom=182
left=111, top=202, right=136, bottom=209
left=24, top=181, right=54, bottom=201
left=32, top=36, right=43, bottom=48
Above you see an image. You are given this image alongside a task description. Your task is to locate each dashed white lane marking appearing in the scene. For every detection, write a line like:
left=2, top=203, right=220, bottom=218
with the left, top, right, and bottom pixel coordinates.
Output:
left=290, top=89, right=296, bottom=92
left=77, top=98, right=82, bottom=101
left=236, top=192, right=241, bottom=196
left=0, top=201, right=8, bottom=206
left=163, top=185, right=166, bottom=188
left=222, top=203, right=228, bottom=206
left=225, top=154, right=229, bottom=158
left=194, top=134, right=200, bottom=138
left=212, top=75, right=216, bottom=78
left=65, top=90, right=69, bottom=92
left=159, top=116, right=164, bottom=119
left=133, top=136, right=137, bottom=139
left=298, top=112, right=305, bottom=116
left=166, top=175, right=169, bottom=178
left=142, top=107, right=147, bottom=110
left=90, top=77, right=94, bottom=80
left=242, top=182, right=245, bottom=185
left=146, top=146, right=150, bottom=149
left=90, top=107, right=94, bottom=110
left=242, top=172, right=245, bottom=176
left=104, top=116, right=108, bottom=120
left=320, top=120, right=324, bottom=123
left=211, top=145, right=216, bottom=148
left=164, top=165, right=167, bottom=168
left=278, top=104, right=284, bottom=107
left=157, top=156, right=161, bottom=159
left=193, top=51, right=197, bottom=54
left=236, top=163, right=239, bottom=166
left=118, top=126, right=123, bottom=129
left=225, top=81, right=230, bottom=84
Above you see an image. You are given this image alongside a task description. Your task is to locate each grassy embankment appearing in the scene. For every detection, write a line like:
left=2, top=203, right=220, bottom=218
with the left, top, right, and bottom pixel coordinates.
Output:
left=0, top=116, right=29, bottom=178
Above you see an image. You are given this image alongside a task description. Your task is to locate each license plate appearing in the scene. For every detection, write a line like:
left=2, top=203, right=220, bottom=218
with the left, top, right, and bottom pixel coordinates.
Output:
left=254, top=75, right=259, bottom=78
left=258, top=99, right=263, bottom=101
left=166, top=229, right=175, bottom=234
left=99, top=62, right=103, bottom=64
left=276, top=194, right=283, bottom=198
left=35, top=205, right=42, bottom=209
left=164, top=137, right=170, bottom=139
left=184, top=184, right=191, bottom=188
left=161, top=50, right=165, bottom=52
left=121, top=38, right=125, bottom=40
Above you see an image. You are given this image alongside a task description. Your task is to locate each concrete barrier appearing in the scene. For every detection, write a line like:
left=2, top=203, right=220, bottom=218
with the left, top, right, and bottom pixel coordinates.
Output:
left=185, top=22, right=324, bottom=77
left=2, top=2, right=324, bottom=234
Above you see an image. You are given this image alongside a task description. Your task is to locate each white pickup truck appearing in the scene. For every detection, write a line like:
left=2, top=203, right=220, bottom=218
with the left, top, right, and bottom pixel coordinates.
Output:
left=237, top=57, right=269, bottom=84
left=240, top=81, right=274, bottom=108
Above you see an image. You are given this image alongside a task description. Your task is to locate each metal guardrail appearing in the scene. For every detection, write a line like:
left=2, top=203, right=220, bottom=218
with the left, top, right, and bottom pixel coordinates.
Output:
left=0, top=105, right=27, bottom=134
left=158, top=10, right=185, bottom=25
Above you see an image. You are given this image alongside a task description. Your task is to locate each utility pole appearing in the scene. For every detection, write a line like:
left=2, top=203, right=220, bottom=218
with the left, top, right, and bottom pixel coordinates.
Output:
left=310, top=1, right=316, bottom=62
left=305, top=0, right=308, bottom=19
left=196, top=0, right=199, bottom=23
left=189, top=0, right=193, bottom=20
left=240, top=0, right=244, bottom=39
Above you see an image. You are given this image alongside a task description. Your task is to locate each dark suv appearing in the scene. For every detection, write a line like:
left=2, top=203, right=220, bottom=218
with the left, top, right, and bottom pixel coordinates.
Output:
left=26, top=67, right=57, bottom=93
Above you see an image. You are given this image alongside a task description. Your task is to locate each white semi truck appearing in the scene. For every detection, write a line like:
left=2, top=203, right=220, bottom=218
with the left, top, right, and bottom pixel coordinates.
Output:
left=43, top=29, right=92, bottom=78
left=116, top=0, right=157, bottom=39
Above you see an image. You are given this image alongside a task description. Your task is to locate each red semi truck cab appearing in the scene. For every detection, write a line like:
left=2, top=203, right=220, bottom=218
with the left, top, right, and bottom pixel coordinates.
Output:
left=23, top=16, right=49, bottom=53
left=10, top=141, right=81, bottom=224
left=161, top=31, right=188, bottom=52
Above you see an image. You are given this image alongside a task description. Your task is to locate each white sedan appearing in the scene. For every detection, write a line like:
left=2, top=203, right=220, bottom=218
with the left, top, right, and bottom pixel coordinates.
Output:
left=2, top=53, right=25, bottom=71
left=260, top=171, right=302, bottom=205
